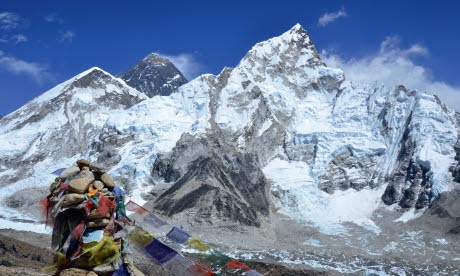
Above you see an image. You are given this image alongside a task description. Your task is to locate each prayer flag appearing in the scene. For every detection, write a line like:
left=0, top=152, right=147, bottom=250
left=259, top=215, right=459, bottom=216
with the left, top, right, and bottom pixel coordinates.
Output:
left=244, top=270, right=264, bottom=276
left=128, top=226, right=154, bottom=247
left=186, top=263, right=214, bottom=276
left=143, top=213, right=167, bottom=228
left=207, top=250, right=232, bottom=266
left=113, top=263, right=129, bottom=276
left=187, top=237, right=211, bottom=252
left=125, top=200, right=149, bottom=214
left=52, top=168, right=66, bottom=175
left=162, top=254, right=196, bottom=276
left=226, top=259, right=251, bottom=270
left=166, top=226, right=191, bottom=244
left=82, top=229, right=104, bottom=244
left=144, top=239, right=178, bottom=264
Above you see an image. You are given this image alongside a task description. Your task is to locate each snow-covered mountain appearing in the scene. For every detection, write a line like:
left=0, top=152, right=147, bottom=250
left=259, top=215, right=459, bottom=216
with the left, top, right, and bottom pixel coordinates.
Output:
left=119, top=53, right=188, bottom=97
left=96, top=24, right=459, bottom=226
left=0, top=67, right=148, bottom=229
left=1, top=24, right=459, bottom=274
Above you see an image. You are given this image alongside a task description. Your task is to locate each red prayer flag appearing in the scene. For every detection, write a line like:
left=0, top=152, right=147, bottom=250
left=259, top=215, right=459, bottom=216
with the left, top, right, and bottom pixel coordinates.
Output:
left=226, top=259, right=251, bottom=270
left=125, top=200, right=149, bottom=214
left=187, top=263, right=214, bottom=276
left=96, top=194, right=115, bottom=217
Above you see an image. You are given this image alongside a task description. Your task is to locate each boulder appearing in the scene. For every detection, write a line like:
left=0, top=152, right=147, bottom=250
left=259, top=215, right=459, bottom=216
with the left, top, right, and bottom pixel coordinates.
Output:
left=69, top=171, right=95, bottom=194
left=62, top=194, right=86, bottom=208
left=49, top=181, right=59, bottom=192
left=92, top=256, right=122, bottom=274
left=100, top=173, right=115, bottom=188
left=59, top=166, right=81, bottom=179
left=89, top=163, right=107, bottom=174
left=87, top=209, right=111, bottom=220
left=76, top=159, right=91, bottom=168
left=87, top=218, right=110, bottom=228
left=92, top=180, right=104, bottom=190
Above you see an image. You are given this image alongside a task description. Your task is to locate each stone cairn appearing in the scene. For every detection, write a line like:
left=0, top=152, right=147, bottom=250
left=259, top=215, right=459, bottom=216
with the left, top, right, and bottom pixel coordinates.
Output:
left=45, top=159, right=143, bottom=276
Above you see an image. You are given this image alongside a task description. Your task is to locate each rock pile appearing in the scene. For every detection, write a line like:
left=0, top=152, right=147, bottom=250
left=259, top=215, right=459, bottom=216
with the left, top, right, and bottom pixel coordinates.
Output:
left=45, top=159, right=142, bottom=275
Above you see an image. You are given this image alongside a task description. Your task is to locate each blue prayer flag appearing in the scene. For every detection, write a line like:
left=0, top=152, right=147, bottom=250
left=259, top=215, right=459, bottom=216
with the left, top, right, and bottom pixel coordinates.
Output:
left=82, top=229, right=104, bottom=244
left=113, top=187, right=125, bottom=197
left=143, top=214, right=167, bottom=228
left=166, top=226, right=191, bottom=244
left=51, top=168, right=66, bottom=175
left=244, top=270, right=264, bottom=276
left=113, top=263, right=129, bottom=276
left=144, top=239, right=178, bottom=264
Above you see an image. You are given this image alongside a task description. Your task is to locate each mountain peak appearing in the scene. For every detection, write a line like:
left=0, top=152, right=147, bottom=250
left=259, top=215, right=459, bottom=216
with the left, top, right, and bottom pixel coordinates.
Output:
left=76, top=66, right=111, bottom=79
left=120, top=53, right=188, bottom=97
left=231, top=23, right=329, bottom=93
left=279, top=23, right=317, bottom=52
left=288, top=23, right=306, bottom=35
left=143, top=53, right=173, bottom=66
left=70, top=67, right=116, bottom=89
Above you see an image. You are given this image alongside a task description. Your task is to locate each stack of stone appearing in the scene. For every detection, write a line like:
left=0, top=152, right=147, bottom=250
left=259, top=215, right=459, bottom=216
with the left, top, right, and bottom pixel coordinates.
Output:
left=46, top=159, right=143, bottom=276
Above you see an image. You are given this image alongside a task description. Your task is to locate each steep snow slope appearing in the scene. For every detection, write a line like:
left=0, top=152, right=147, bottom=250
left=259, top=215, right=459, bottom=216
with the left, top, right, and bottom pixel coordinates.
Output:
left=0, top=67, right=148, bottom=229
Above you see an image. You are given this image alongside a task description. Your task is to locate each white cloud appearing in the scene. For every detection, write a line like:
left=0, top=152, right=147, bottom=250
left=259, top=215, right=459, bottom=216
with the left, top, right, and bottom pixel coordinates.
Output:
left=58, top=30, right=75, bottom=43
left=12, top=34, right=27, bottom=44
left=161, top=53, right=203, bottom=80
left=0, top=12, right=22, bottom=30
left=44, top=13, right=64, bottom=24
left=318, top=8, right=347, bottom=27
left=0, top=50, right=54, bottom=83
left=321, top=36, right=460, bottom=111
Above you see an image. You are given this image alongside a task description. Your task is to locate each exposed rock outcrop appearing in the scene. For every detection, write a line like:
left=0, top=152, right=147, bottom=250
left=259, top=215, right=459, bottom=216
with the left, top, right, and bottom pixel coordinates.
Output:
left=151, top=134, right=270, bottom=227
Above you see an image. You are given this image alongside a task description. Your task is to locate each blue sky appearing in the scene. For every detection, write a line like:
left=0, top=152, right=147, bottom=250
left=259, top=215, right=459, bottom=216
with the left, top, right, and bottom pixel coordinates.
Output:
left=1, top=0, right=460, bottom=115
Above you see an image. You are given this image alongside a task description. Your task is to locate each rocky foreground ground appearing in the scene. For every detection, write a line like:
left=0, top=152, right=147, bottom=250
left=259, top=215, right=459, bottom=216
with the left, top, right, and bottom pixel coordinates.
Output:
left=0, top=229, right=330, bottom=276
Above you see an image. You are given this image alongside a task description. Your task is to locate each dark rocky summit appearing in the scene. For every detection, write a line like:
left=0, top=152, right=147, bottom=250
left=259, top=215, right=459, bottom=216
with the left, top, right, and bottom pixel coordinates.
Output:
left=119, top=53, right=188, bottom=97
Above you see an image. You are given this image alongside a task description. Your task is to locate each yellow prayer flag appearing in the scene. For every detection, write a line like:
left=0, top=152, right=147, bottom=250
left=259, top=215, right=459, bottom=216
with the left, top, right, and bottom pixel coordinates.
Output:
left=128, top=226, right=154, bottom=247
left=187, top=237, right=211, bottom=252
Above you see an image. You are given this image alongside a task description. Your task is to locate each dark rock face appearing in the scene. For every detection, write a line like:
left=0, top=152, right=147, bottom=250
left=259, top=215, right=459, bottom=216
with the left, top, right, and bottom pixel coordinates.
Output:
left=382, top=114, right=433, bottom=209
left=151, top=134, right=270, bottom=227
left=120, top=53, right=188, bottom=97
left=318, top=147, right=381, bottom=193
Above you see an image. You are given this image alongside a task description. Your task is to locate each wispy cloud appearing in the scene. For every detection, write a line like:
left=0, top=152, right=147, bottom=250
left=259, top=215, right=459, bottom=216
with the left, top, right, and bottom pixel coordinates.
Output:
left=318, top=8, right=347, bottom=27
left=58, top=30, right=75, bottom=43
left=321, top=36, right=460, bottom=111
left=12, top=34, right=27, bottom=44
left=44, top=13, right=64, bottom=24
left=161, top=53, right=203, bottom=80
left=0, top=50, right=54, bottom=83
left=0, top=12, right=22, bottom=30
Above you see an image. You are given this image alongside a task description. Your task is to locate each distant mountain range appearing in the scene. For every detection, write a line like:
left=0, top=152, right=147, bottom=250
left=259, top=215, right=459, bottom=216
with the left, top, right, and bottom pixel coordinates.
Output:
left=0, top=24, right=458, bottom=274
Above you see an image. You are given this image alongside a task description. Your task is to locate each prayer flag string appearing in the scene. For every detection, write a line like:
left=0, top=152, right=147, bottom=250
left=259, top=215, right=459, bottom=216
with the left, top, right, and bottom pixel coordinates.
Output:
left=125, top=200, right=263, bottom=275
